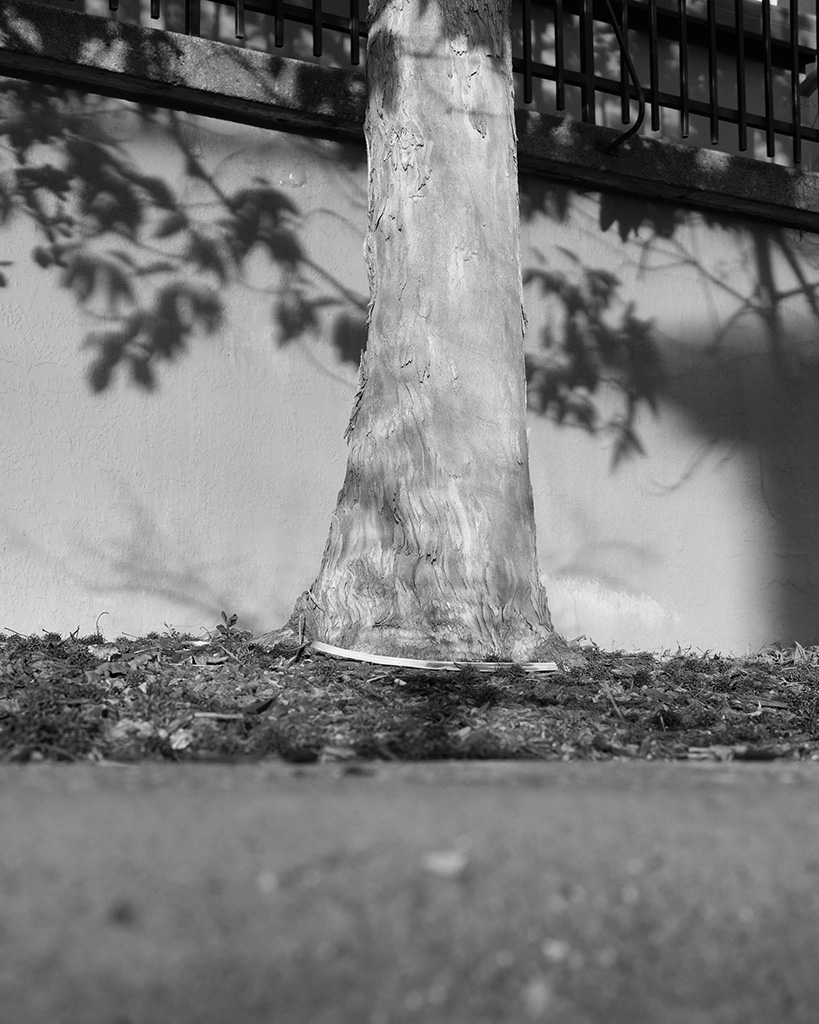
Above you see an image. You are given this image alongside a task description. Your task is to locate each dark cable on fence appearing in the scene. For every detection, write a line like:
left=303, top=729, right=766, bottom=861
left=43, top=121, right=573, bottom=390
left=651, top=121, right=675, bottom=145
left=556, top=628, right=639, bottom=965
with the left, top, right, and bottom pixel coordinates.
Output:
left=599, top=0, right=646, bottom=154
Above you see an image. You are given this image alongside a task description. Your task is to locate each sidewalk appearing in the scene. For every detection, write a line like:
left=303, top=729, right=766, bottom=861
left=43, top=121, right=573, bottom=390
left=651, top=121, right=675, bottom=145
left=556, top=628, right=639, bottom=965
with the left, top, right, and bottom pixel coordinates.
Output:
left=2, top=760, right=818, bottom=1024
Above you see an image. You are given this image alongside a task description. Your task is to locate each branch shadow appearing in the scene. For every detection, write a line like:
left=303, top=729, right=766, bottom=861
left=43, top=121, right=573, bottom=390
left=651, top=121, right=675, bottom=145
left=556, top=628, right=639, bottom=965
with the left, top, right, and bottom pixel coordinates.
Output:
left=1, top=491, right=266, bottom=634
left=0, top=6, right=371, bottom=391
left=522, top=175, right=819, bottom=645
left=8, top=0, right=819, bottom=649
left=523, top=245, right=661, bottom=469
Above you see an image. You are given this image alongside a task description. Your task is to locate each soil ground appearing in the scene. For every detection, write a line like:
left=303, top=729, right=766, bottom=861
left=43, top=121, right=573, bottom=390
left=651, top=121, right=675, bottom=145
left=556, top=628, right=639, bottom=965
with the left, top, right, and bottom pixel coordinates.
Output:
left=2, top=759, right=819, bottom=1024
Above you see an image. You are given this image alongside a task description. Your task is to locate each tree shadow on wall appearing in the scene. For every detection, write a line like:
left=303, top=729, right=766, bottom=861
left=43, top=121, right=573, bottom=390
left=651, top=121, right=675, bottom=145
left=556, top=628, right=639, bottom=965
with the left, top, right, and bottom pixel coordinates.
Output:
left=0, top=0, right=669, bottom=420
left=2, top=490, right=267, bottom=634
left=75, top=490, right=270, bottom=635
left=520, top=176, right=819, bottom=470
left=0, top=36, right=369, bottom=390
left=523, top=244, right=661, bottom=468
left=11, top=0, right=819, bottom=650
left=520, top=177, right=666, bottom=469
left=621, top=200, right=819, bottom=646
left=0, top=64, right=661, bottom=456
left=524, top=175, right=819, bottom=644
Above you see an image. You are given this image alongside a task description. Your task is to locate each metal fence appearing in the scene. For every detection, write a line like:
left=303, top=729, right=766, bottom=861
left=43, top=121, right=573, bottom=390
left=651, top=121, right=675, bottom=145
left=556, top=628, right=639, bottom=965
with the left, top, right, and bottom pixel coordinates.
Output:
left=61, top=0, right=819, bottom=163
left=533, top=0, right=819, bottom=163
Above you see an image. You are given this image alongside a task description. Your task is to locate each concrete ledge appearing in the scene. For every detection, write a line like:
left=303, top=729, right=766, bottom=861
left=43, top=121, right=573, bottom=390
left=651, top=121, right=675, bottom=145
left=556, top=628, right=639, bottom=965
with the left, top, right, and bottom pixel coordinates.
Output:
left=0, top=0, right=367, bottom=140
left=3, top=0, right=819, bottom=231
left=517, top=110, right=819, bottom=233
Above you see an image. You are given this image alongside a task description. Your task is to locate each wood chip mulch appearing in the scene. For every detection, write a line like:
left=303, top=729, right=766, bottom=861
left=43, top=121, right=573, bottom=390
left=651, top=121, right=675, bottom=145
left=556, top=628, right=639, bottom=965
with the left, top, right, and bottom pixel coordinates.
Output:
left=1, top=629, right=818, bottom=765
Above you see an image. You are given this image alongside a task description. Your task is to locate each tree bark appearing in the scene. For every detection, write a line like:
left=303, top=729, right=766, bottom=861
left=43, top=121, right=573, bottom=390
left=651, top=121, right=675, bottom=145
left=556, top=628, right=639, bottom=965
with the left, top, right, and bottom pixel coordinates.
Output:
left=271, top=0, right=569, bottom=662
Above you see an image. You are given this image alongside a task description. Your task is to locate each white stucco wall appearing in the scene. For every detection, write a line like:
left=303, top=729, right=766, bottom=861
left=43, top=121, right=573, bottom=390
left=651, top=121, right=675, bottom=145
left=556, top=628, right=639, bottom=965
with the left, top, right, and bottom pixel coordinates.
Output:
left=522, top=186, right=819, bottom=651
left=0, top=92, right=363, bottom=639
left=3, top=80, right=819, bottom=652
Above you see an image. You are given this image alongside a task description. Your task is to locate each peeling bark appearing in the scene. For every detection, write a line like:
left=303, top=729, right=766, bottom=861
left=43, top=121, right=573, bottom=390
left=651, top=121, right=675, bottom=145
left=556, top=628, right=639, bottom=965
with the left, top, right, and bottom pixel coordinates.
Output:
left=269, top=0, right=569, bottom=662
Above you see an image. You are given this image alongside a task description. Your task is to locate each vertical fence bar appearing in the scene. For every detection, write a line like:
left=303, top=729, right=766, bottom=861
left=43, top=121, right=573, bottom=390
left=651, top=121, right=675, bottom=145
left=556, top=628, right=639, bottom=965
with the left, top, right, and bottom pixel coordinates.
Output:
left=791, top=0, right=802, bottom=163
left=109, top=0, right=119, bottom=12
left=619, top=0, right=629, bottom=124
left=313, top=0, right=322, bottom=55
left=678, top=0, right=689, bottom=137
left=185, top=0, right=201, bottom=35
left=816, top=0, right=819, bottom=162
left=648, top=0, right=659, bottom=130
left=522, top=0, right=533, bottom=104
left=706, top=0, right=718, bottom=143
left=349, top=0, right=360, bottom=66
left=150, top=0, right=160, bottom=19
left=274, top=0, right=284, bottom=47
left=735, top=0, right=746, bottom=151
left=555, top=0, right=565, bottom=110
left=579, top=0, right=596, bottom=123
left=236, top=0, right=245, bottom=38
left=763, top=0, right=775, bottom=156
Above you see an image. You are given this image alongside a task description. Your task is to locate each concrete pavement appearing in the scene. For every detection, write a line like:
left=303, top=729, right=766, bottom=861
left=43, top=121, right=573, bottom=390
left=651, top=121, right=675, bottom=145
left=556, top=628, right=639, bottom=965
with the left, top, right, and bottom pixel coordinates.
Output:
left=2, top=760, right=819, bottom=1024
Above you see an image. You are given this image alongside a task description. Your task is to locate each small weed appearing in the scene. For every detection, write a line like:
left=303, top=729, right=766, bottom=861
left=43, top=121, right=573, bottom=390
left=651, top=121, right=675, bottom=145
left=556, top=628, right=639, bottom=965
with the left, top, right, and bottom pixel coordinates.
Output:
left=216, top=611, right=239, bottom=638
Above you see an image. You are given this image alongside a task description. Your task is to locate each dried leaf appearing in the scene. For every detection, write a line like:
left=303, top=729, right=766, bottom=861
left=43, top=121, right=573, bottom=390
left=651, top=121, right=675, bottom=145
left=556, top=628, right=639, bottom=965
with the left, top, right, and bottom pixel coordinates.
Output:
left=87, top=643, right=121, bottom=660
left=170, top=728, right=193, bottom=750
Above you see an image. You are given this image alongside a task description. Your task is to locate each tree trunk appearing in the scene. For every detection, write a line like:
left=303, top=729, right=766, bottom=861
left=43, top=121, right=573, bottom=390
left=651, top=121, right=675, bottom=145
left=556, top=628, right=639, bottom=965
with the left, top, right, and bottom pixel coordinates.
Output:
left=272, top=0, right=569, bottom=662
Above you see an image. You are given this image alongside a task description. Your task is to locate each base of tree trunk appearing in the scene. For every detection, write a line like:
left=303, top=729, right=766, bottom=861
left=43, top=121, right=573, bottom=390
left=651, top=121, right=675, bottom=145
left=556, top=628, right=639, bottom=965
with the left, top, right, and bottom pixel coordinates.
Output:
left=254, top=591, right=584, bottom=668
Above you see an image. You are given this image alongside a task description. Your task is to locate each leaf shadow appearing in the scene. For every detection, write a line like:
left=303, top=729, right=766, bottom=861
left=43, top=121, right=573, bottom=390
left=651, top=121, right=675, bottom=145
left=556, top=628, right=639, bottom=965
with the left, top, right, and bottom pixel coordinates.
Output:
left=522, top=239, right=662, bottom=469
left=0, top=68, right=368, bottom=391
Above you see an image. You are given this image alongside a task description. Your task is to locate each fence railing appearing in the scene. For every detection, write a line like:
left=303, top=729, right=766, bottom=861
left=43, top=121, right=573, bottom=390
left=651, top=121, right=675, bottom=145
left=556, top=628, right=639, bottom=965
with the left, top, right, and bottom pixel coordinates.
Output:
left=527, top=0, right=819, bottom=163
left=54, top=0, right=819, bottom=163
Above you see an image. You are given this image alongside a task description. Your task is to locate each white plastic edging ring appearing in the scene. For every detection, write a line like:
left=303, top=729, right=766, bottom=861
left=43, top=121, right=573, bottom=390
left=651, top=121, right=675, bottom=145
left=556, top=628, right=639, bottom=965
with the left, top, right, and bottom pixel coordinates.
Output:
left=310, top=640, right=558, bottom=673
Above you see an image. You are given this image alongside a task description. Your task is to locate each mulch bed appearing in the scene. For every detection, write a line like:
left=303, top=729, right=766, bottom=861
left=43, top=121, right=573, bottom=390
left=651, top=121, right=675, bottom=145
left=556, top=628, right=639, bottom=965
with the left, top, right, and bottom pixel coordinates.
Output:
left=1, top=627, right=818, bottom=765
